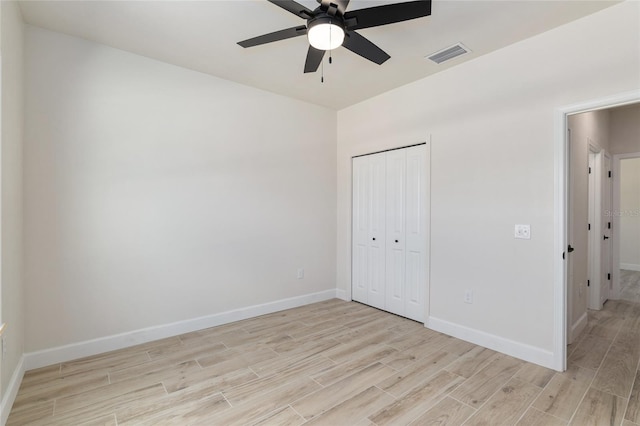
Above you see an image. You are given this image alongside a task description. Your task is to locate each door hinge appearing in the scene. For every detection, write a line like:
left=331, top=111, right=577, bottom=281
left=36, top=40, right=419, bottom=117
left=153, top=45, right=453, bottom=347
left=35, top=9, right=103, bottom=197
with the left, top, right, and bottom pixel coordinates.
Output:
left=608, top=171, right=612, bottom=178
left=608, top=273, right=611, bottom=280
left=587, top=280, right=590, bottom=287
left=589, top=167, right=592, bottom=174
left=588, top=223, right=591, bottom=230
left=608, top=222, right=611, bottom=229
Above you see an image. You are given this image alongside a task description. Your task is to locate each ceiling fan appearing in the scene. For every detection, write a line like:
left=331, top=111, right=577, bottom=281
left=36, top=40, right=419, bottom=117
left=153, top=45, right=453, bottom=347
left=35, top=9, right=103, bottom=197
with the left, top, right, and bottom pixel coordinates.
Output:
left=238, top=0, right=432, bottom=73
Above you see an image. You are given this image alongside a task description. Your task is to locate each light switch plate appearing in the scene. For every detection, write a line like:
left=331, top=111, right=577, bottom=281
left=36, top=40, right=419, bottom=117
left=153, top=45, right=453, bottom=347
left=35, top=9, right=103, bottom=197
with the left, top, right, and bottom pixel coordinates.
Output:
left=515, top=224, right=531, bottom=240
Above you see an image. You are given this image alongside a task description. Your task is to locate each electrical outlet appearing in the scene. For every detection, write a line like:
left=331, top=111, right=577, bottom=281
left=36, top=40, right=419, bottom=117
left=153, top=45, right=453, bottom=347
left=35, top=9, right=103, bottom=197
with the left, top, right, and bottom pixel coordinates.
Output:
left=464, top=290, right=473, bottom=304
left=297, top=268, right=304, bottom=279
left=515, top=224, right=531, bottom=240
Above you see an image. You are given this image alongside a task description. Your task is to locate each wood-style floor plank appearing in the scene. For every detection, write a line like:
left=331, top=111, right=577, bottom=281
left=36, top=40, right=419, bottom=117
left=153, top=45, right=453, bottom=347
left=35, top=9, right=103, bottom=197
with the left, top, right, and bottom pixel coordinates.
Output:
left=369, top=370, right=464, bottom=425
left=531, top=365, right=595, bottom=420
left=626, top=370, right=640, bottom=423
left=291, top=362, right=396, bottom=420
left=408, top=396, right=475, bottom=426
left=591, top=343, right=640, bottom=398
left=569, top=387, right=626, bottom=426
left=516, top=407, right=568, bottom=426
left=303, top=386, right=394, bottom=425
left=449, top=354, right=523, bottom=408
left=463, top=377, right=541, bottom=425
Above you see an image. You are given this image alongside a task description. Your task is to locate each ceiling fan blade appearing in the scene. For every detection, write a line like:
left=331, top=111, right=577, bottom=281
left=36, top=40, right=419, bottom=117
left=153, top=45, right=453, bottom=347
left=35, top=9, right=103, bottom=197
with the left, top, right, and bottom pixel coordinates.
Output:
left=342, top=30, right=390, bottom=65
left=344, top=0, right=431, bottom=31
left=304, top=46, right=326, bottom=73
left=268, top=0, right=314, bottom=19
left=238, top=26, right=307, bottom=48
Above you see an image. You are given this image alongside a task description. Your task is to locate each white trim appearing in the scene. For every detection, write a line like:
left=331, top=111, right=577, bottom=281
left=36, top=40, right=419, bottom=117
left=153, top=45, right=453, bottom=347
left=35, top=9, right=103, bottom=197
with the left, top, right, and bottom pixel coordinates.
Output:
left=1, top=355, right=25, bottom=425
left=336, top=289, right=349, bottom=301
left=424, top=136, right=432, bottom=325
left=554, top=90, right=640, bottom=372
left=570, top=312, right=588, bottom=344
left=23, top=289, right=337, bottom=371
left=553, top=103, right=569, bottom=371
left=426, top=316, right=556, bottom=370
left=621, top=263, right=640, bottom=272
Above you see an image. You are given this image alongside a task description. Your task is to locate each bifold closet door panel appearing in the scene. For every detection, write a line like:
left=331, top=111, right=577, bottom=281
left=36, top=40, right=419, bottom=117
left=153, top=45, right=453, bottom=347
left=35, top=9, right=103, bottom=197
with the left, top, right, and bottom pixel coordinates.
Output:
left=385, top=149, right=407, bottom=317
left=352, top=156, right=369, bottom=304
left=367, top=153, right=387, bottom=309
left=351, top=144, right=426, bottom=322
left=404, top=144, right=426, bottom=321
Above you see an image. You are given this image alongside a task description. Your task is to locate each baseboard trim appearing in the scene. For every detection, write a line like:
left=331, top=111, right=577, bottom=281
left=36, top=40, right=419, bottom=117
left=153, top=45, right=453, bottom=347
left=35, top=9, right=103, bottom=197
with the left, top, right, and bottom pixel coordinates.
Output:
left=426, top=316, right=556, bottom=370
left=569, top=312, right=588, bottom=344
left=1, top=354, right=25, bottom=426
left=24, top=289, right=337, bottom=371
left=620, top=263, right=640, bottom=272
left=336, top=289, right=349, bottom=301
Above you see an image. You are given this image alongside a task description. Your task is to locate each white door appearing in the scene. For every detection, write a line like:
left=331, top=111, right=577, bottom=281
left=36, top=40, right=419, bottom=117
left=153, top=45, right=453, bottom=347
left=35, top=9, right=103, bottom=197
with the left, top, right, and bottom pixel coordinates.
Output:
left=588, top=151, right=602, bottom=310
left=404, top=145, right=427, bottom=321
left=352, top=156, right=369, bottom=304
left=601, top=153, right=612, bottom=305
left=385, top=149, right=407, bottom=317
left=368, top=153, right=387, bottom=309
left=351, top=145, right=427, bottom=322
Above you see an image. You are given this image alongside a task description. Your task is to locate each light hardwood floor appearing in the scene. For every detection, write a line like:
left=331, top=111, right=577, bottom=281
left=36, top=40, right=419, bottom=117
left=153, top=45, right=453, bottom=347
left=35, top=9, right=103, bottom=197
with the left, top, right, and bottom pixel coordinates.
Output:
left=8, top=298, right=640, bottom=425
left=620, top=270, right=640, bottom=303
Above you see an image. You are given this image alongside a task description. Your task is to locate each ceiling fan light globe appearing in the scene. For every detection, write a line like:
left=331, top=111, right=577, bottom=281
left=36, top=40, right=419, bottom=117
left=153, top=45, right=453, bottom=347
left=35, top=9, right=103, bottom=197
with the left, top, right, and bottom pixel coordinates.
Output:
left=307, top=21, right=345, bottom=50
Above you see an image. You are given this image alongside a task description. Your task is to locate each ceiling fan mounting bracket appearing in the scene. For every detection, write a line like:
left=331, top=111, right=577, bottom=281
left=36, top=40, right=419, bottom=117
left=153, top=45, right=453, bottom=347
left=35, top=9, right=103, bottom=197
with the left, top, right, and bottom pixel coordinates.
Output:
left=307, top=13, right=345, bottom=30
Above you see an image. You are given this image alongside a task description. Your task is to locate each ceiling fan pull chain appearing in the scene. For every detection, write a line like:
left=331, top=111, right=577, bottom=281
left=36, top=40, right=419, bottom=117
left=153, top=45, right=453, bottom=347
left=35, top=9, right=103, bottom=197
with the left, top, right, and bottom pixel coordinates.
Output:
left=321, top=59, right=324, bottom=83
left=329, top=21, right=332, bottom=65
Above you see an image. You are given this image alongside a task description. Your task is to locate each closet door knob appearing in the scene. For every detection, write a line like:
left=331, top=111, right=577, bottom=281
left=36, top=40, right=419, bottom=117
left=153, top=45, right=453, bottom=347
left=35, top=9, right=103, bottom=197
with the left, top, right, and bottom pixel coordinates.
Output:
left=372, top=237, right=376, bottom=241
left=395, top=240, right=399, bottom=243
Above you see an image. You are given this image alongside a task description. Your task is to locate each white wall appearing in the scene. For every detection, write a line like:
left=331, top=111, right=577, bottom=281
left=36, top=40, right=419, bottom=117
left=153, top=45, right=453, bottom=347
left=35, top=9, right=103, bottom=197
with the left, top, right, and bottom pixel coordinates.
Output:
left=24, top=26, right=337, bottom=354
left=620, top=158, right=640, bottom=270
left=567, top=110, right=610, bottom=340
left=337, top=1, right=639, bottom=368
left=0, top=0, right=25, bottom=414
left=610, top=104, right=640, bottom=155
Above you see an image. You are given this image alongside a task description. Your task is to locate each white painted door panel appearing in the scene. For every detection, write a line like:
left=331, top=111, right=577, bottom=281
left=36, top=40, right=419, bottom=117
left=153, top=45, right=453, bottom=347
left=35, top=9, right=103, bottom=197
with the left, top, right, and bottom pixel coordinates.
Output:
left=404, top=145, right=426, bottom=321
left=352, top=156, right=369, bottom=304
left=368, top=153, right=387, bottom=309
left=385, top=149, right=406, bottom=317
left=588, top=151, right=601, bottom=310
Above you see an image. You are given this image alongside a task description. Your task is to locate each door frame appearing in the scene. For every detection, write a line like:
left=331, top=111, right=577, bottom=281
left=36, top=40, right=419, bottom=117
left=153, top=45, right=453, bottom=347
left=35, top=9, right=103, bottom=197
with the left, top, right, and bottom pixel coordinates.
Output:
left=612, top=151, right=640, bottom=299
left=554, top=90, right=640, bottom=371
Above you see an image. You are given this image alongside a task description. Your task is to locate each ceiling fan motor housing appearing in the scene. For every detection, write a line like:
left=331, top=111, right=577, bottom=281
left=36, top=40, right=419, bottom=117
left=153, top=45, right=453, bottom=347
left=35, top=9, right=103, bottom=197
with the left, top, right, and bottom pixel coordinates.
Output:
left=307, top=13, right=346, bottom=51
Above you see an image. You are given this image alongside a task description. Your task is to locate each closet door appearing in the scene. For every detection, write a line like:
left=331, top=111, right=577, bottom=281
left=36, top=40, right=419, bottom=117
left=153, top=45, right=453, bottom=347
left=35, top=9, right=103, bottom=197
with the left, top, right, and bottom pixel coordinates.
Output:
left=367, top=153, right=387, bottom=309
left=404, top=145, right=426, bottom=321
left=385, top=149, right=407, bottom=317
left=351, top=156, right=369, bottom=304
left=352, top=145, right=426, bottom=322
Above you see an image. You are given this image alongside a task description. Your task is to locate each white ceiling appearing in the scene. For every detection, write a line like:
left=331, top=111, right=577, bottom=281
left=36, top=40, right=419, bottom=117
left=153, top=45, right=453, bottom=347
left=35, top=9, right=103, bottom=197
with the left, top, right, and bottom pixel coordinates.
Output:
left=18, top=0, right=619, bottom=110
